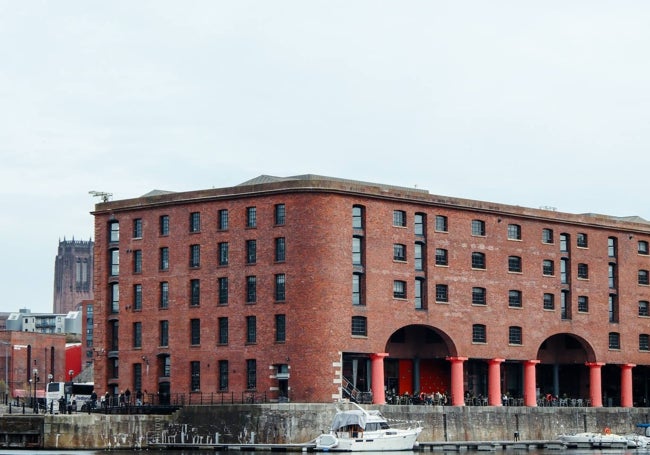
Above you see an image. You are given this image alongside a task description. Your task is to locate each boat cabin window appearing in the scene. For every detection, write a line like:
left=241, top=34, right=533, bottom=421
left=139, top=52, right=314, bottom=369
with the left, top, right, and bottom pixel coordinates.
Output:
left=365, top=422, right=390, bottom=431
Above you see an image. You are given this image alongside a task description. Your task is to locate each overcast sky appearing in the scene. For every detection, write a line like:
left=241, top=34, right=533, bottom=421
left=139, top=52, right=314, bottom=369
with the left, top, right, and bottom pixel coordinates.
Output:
left=2, top=1, right=650, bottom=313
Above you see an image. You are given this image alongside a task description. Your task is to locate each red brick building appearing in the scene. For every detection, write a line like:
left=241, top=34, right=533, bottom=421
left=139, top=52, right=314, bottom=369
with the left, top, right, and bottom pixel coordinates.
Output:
left=91, top=175, right=650, bottom=406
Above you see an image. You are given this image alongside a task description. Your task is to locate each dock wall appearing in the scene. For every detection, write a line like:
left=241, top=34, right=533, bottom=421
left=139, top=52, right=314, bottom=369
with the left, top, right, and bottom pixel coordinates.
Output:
left=3, top=404, right=650, bottom=449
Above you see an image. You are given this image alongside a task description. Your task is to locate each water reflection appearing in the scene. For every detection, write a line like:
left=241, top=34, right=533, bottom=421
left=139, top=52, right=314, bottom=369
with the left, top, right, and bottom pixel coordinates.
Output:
left=0, top=451, right=644, bottom=455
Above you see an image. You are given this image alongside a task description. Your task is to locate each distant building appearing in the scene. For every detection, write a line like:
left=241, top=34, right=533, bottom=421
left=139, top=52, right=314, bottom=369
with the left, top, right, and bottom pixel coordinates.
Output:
left=53, top=238, right=94, bottom=314
left=6, top=309, right=82, bottom=335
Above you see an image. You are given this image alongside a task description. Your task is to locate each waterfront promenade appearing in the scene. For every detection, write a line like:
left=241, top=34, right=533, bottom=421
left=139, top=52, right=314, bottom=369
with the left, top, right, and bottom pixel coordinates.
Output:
left=2, top=403, right=649, bottom=450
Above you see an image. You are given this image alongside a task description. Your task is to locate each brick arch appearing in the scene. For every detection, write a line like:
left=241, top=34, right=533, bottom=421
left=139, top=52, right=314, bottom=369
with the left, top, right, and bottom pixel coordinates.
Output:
left=384, top=324, right=457, bottom=357
left=537, top=332, right=597, bottom=364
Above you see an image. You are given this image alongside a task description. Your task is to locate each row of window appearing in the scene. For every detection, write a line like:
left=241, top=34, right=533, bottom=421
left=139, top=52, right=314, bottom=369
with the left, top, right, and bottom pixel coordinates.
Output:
left=109, top=204, right=286, bottom=243
left=111, top=274, right=286, bottom=312
left=129, top=315, right=287, bottom=351
left=120, top=359, right=259, bottom=393
left=366, top=207, right=650, bottom=256
left=109, top=238, right=286, bottom=276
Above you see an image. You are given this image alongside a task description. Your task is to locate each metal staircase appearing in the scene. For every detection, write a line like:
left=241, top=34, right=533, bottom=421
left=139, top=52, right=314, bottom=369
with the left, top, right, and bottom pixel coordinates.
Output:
left=342, top=376, right=372, bottom=403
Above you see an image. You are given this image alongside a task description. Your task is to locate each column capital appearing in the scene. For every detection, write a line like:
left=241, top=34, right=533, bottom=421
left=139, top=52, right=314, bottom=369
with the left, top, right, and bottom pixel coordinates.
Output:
left=370, top=353, right=389, bottom=360
left=585, top=362, right=606, bottom=368
left=446, top=356, right=468, bottom=363
left=621, top=363, right=636, bottom=369
left=488, top=358, right=505, bottom=365
left=524, top=359, right=540, bottom=366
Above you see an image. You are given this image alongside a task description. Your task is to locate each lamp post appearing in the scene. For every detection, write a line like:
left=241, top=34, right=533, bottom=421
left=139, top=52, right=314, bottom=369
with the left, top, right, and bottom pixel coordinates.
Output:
left=0, top=341, right=9, bottom=404
left=32, top=368, right=39, bottom=413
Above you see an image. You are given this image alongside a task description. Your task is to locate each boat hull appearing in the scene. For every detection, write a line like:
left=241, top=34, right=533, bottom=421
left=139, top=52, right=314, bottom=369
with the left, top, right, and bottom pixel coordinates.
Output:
left=315, top=428, right=421, bottom=452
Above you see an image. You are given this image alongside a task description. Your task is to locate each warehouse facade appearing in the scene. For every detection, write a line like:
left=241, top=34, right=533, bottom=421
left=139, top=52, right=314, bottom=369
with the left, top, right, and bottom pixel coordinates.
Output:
left=91, top=175, right=650, bottom=406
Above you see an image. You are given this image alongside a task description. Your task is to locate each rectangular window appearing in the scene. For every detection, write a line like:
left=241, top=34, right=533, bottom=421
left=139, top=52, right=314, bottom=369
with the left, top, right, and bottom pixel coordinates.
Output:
left=352, top=205, right=364, bottom=229
left=275, top=314, right=286, bottom=342
left=415, top=278, right=425, bottom=309
left=640, top=334, right=650, bottom=352
left=543, top=293, right=555, bottom=310
left=577, top=233, right=588, bottom=248
left=472, top=324, right=486, bottom=343
left=578, top=296, right=589, bottom=312
left=353, top=273, right=364, bottom=306
left=110, top=320, right=119, bottom=351
left=639, top=301, right=649, bottom=317
left=393, top=280, right=406, bottom=299
left=133, top=219, right=143, bottom=238
left=246, top=359, right=257, bottom=390
left=542, top=260, right=554, bottom=276
left=218, top=277, right=228, bottom=305
left=160, top=320, right=169, bottom=347
left=561, top=290, right=570, bottom=320
left=509, top=326, right=522, bottom=345
left=472, top=252, right=486, bottom=269
left=560, top=258, right=568, bottom=284
left=414, top=243, right=424, bottom=271
left=608, top=237, right=617, bottom=258
left=275, top=203, right=286, bottom=225
left=275, top=274, right=286, bottom=301
left=160, top=282, right=169, bottom=309
left=133, top=284, right=142, bottom=311
left=542, top=228, right=553, bottom=244
left=133, top=250, right=142, bottom=273
left=471, top=219, right=485, bottom=236
left=435, top=248, right=448, bottom=266
left=472, top=287, right=486, bottom=305
left=436, top=284, right=449, bottom=302
left=246, top=315, right=257, bottom=343
left=508, top=256, right=522, bottom=273
left=351, top=316, right=367, bottom=336
left=352, top=237, right=363, bottom=265
left=275, top=237, right=286, bottom=262
left=110, top=283, right=119, bottom=313
left=246, top=276, right=257, bottom=303
left=110, top=249, right=120, bottom=276
left=507, top=224, right=521, bottom=240
left=190, top=244, right=200, bottom=268
left=246, top=240, right=257, bottom=264
left=218, top=242, right=229, bottom=266
left=134, top=364, right=142, bottom=395
left=414, top=213, right=425, bottom=236
left=160, top=215, right=169, bottom=235
left=133, top=322, right=142, bottom=348
left=190, top=212, right=201, bottom=233
left=246, top=207, right=257, bottom=228
left=393, top=210, right=406, bottom=227
left=560, top=233, right=569, bottom=252
left=508, top=290, right=522, bottom=308
left=190, top=279, right=200, bottom=306
left=219, top=360, right=229, bottom=390
left=609, top=332, right=620, bottom=350
left=435, top=215, right=448, bottom=232
left=191, top=361, right=200, bottom=391
left=160, top=247, right=169, bottom=271
left=109, top=221, right=119, bottom=243
left=577, top=263, right=589, bottom=279
left=639, top=241, right=649, bottom=255
left=609, top=263, right=616, bottom=288
left=218, top=317, right=228, bottom=344
left=218, top=209, right=229, bottom=230
left=190, top=318, right=200, bottom=345
left=639, top=270, right=650, bottom=285
left=609, top=294, right=619, bottom=323
left=393, top=244, right=406, bottom=261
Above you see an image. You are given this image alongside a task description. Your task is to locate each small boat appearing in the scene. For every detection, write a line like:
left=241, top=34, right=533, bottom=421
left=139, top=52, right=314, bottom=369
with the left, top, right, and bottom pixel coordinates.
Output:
left=314, top=402, right=422, bottom=451
left=558, top=430, right=628, bottom=448
left=624, top=423, right=650, bottom=448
